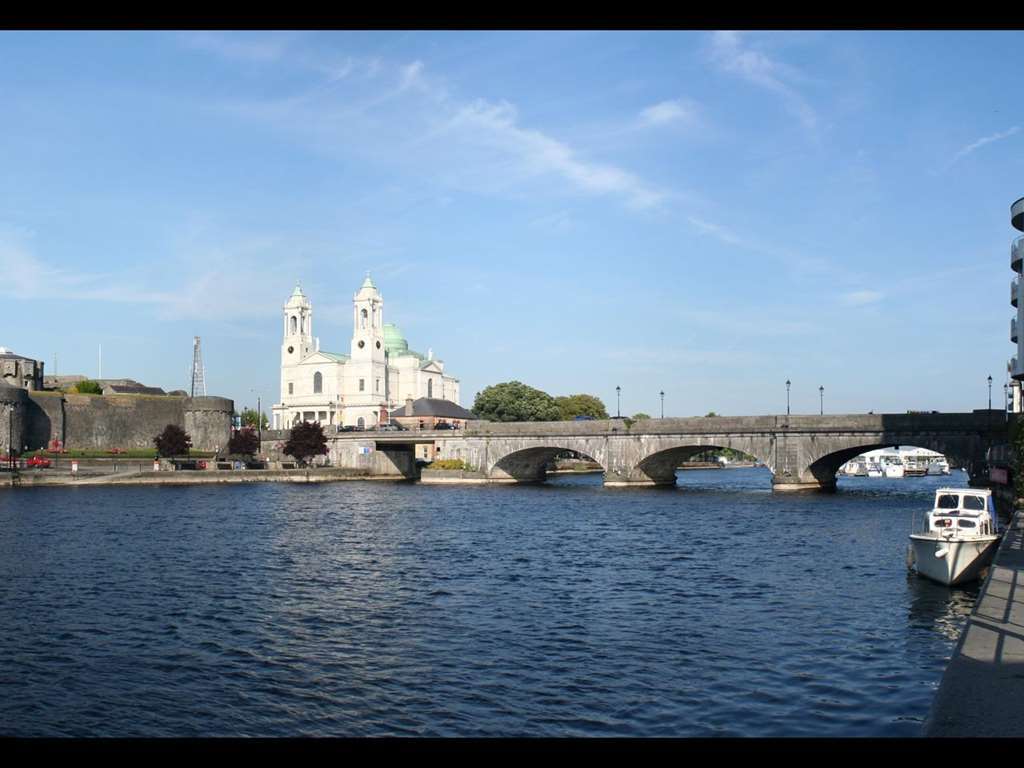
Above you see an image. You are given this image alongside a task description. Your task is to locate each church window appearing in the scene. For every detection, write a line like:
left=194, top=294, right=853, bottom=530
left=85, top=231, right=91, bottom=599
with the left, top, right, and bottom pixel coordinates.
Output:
left=376, top=340, right=381, bottom=349
left=357, top=417, right=365, bottom=428
left=428, top=379, right=433, bottom=398
left=359, top=379, right=365, bottom=392
left=313, top=371, right=323, bottom=394
left=290, top=316, right=297, bottom=334
left=358, top=340, right=365, bottom=349
left=375, top=378, right=380, bottom=392
left=288, top=383, right=294, bottom=395
left=361, top=308, right=368, bottom=329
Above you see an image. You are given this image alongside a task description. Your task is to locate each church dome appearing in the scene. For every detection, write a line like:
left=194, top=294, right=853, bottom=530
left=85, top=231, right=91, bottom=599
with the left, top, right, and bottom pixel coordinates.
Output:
left=383, top=323, right=409, bottom=355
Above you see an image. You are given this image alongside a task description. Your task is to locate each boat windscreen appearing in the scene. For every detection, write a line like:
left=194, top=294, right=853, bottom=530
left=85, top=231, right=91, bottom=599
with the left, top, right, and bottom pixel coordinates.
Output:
left=936, top=494, right=959, bottom=509
left=962, top=495, right=986, bottom=511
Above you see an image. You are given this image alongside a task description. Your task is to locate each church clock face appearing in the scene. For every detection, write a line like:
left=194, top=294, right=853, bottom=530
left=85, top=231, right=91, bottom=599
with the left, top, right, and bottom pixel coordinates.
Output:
left=287, top=346, right=294, bottom=354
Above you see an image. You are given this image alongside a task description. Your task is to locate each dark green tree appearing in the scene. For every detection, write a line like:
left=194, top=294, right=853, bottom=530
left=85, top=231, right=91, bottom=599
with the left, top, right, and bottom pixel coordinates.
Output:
left=228, top=427, right=260, bottom=458
left=631, top=412, right=652, bottom=421
left=472, top=381, right=561, bottom=422
left=284, top=421, right=328, bottom=466
left=75, top=379, right=103, bottom=395
left=241, top=408, right=269, bottom=429
left=154, top=424, right=192, bottom=457
left=554, top=394, right=609, bottom=420
left=706, top=411, right=719, bottom=417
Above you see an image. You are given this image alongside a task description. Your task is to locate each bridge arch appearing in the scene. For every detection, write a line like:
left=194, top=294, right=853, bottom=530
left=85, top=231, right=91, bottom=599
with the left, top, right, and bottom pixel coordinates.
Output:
left=490, top=444, right=606, bottom=483
left=802, top=438, right=978, bottom=488
left=625, top=439, right=775, bottom=487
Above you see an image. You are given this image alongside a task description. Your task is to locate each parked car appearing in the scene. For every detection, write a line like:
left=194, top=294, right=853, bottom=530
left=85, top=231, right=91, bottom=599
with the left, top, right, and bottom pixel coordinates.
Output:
left=574, top=415, right=597, bottom=421
left=377, top=423, right=405, bottom=431
left=26, top=456, right=51, bottom=468
left=339, top=425, right=357, bottom=432
left=434, top=422, right=453, bottom=430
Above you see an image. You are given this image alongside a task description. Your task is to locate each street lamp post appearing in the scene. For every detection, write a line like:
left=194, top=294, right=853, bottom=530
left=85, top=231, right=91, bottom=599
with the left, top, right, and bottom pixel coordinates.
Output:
left=786, top=380, right=791, bottom=416
left=988, top=375, right=993, bottom=411
left=616, top=386, right=621, bottom=418
left=1005, top=382, right=1010, bottom=423
left=819, top=385, right=824, bottom=415
left=660, top=390, right=665, bottom=419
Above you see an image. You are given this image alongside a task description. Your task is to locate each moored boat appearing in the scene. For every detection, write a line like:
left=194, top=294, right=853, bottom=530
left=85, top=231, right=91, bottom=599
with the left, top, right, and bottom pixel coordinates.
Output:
left=907, top=488, right=1001, bottom=586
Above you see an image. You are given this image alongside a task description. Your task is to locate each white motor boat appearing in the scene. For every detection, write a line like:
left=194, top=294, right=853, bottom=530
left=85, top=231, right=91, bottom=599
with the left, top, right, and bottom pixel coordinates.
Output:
left=866, top=462, right=884, bottom=478
left=884, top=463, right=905, bottom=479
left=907, top=488, right=1001, bottom=586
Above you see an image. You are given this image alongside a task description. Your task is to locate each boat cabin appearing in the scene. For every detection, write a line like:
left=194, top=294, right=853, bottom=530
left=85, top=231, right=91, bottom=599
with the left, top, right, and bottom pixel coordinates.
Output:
left=927, top=488, right=997, bottom=535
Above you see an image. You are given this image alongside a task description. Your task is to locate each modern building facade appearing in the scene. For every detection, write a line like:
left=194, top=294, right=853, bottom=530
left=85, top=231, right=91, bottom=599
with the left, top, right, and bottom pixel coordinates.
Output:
left=272, top=277, right=461, bottom=429
left=1010, top=197, right=1024, bottom=412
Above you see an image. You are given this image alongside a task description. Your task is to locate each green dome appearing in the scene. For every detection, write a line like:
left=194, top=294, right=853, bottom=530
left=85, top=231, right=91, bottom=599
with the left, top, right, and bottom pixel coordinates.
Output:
left=383, top=323, right=409, bottom=355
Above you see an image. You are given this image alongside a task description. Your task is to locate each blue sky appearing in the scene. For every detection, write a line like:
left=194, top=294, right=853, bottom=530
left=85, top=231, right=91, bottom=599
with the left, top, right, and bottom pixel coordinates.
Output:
left=2, top=30, right=1022, bottom=417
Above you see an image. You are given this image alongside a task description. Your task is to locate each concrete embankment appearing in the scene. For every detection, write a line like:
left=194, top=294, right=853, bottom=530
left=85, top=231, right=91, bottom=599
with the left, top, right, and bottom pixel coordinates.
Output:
left=925, top=510, right=1024, bottom=736
left=3, top=468, right=411, bottom=488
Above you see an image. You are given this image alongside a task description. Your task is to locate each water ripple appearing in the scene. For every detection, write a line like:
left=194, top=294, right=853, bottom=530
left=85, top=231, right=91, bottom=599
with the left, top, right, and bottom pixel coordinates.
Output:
left=0, top=470, right=975, bottom=736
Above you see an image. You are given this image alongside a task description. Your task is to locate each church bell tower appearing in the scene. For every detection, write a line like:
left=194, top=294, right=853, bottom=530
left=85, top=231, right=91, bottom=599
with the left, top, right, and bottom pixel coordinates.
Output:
left=282, top=284, right=314, bottom=369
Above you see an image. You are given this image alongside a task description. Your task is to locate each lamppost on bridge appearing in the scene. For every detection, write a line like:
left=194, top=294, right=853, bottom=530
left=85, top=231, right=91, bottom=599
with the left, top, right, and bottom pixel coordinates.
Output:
left=988, top=375, right=993, bottom=449
left=616, top=386, right=621, bottom=418
left=660, top=390, right=665, bottom=419
left=786, top=380, right=791, bottom=416
left=819, top=385, right=824, bottom=415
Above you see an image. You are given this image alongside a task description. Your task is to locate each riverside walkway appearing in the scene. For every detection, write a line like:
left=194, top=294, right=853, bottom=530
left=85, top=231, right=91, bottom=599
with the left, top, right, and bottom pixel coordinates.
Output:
left=925, top=510, right=1024, bottom=736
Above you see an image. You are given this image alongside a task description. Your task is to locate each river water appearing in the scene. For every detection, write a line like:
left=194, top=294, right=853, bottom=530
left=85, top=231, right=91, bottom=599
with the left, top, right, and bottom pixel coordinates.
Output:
left=0, top=469, right=978, bottom=736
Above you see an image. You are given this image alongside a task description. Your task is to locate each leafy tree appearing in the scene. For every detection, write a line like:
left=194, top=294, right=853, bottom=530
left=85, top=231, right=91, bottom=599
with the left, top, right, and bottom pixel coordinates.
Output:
left=706, top=411, right=719, bottom=417
left=154, top=424, right=192, bottom=457
left=228, top=427, right=260, bottom=458
left=554, top=394, right=608, bottom=420
left=241, top=408, right=269, bottom=429
left=631, top=412, right=651, bottom=421
left=284, top=421, right=328, bottom=466
left=75, top=379, right=103, bottom=395
left=472, top=381, right=560, bottom=422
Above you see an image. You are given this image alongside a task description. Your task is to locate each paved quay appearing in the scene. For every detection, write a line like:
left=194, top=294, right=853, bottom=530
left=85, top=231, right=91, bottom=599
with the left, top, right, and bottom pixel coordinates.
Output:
left=2, top=468, right=408, bottom=488
left=925, top=510, right=1024, bottom=736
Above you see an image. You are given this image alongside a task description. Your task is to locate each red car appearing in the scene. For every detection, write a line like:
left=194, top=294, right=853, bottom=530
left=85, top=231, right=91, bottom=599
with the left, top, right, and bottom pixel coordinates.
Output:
left=26, top=456, right=51, bottom=468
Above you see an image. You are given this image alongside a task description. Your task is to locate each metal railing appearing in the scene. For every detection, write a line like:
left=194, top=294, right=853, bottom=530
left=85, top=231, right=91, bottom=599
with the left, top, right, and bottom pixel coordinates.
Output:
left=1013, top=278, right=1019, bottom=308
left=1013, top=235, right=1024, bottom=271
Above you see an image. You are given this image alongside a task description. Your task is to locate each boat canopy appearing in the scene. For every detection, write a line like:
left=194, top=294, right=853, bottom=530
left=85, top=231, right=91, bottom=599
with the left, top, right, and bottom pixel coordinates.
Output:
left=932, top=488, right=997, bottom=530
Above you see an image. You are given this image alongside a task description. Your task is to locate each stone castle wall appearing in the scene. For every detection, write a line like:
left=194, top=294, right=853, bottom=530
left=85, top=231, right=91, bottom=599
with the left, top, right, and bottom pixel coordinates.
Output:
left=14, top=392, right=233, bottom=452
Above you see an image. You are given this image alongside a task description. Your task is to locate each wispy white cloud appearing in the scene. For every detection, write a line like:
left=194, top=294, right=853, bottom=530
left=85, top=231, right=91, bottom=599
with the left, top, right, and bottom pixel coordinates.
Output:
left=687, top=215, right=748, bottom=247
left=948, top=126, right=1020, bottom=168
left=638, top=99, right=699, bottom=128
left=186, top=38, right=667, bottom=214
left=840, top=289, right=883, bottom=307
left=709, top=31, right=818, bottom=132
left=441, top=99, right=666, bottom=210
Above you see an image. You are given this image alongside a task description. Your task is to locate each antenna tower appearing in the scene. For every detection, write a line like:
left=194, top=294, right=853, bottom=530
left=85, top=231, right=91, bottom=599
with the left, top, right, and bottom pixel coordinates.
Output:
left=190, top=336, right=207, bottom=397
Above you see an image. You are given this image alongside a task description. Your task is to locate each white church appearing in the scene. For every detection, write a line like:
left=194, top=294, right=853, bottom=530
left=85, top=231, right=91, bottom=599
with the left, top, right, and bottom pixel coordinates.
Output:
left=271, top=276, right=461, bottom=430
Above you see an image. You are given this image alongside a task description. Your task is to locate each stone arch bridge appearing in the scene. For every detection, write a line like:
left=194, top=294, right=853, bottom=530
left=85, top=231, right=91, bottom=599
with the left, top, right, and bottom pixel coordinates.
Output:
left=354, top=412, right=1006, bottom=491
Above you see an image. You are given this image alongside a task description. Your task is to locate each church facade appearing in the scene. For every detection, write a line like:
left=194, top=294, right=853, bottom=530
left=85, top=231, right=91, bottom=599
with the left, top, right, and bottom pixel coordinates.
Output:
left=271, top=276, right=461, bottom=430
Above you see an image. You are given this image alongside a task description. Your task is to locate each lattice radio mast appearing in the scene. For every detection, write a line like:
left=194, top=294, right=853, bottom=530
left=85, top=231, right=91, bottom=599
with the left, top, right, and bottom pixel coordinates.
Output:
left=190, top=336, right=207, bottom=397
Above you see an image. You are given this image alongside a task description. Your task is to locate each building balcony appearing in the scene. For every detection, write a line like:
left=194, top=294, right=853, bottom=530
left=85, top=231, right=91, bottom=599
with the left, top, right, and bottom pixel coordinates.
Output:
left=1013, top=357, right=1024, bottom=381
left=1013, top=235, right=1024, bottom=273
left=1014, top=278, right=1020, bottom=308
left=1013, top=196, right=1024, bottom=232
left=1013, top=317, right=1018, bottom=344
